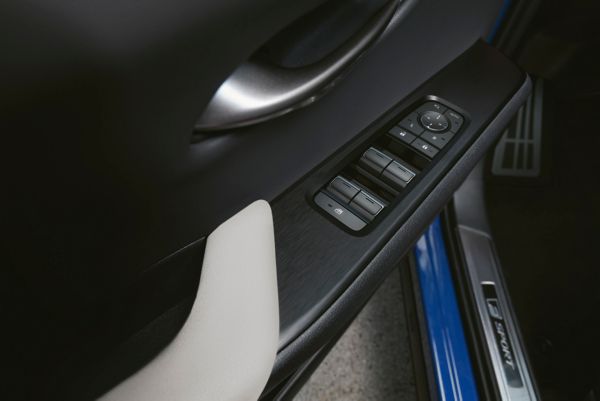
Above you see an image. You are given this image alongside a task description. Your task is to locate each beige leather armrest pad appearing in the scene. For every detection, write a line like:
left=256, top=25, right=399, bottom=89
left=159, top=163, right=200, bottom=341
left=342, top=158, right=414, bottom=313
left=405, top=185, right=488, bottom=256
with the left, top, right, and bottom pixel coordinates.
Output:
left=100, top=200, right=279, bottom=401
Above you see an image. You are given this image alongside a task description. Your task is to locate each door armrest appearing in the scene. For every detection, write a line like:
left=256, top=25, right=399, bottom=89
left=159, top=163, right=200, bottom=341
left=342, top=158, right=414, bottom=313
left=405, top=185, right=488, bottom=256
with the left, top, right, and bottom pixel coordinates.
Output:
left=100, top=200, right=279, bottom=401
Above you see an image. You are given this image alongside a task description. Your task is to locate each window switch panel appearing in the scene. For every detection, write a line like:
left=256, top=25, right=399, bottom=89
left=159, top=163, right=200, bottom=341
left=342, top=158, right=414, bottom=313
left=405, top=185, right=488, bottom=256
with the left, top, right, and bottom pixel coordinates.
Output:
left=314, top=97, right=466, bottom=231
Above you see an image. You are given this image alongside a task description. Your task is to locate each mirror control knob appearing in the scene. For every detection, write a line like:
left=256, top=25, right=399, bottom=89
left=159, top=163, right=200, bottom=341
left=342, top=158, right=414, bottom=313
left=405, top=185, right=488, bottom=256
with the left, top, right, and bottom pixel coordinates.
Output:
left=420, top=110, right=449, bottom=132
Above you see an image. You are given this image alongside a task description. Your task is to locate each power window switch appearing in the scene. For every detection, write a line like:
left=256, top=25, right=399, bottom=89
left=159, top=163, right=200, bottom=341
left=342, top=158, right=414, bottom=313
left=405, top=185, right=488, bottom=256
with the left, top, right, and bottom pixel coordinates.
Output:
left=382, top=161, right=416, bottom=189
left=350, top=191, right=384, bottom=220
left=327, top=176, right=360, bottom=203
left=360, top=147, right=393, bottom=174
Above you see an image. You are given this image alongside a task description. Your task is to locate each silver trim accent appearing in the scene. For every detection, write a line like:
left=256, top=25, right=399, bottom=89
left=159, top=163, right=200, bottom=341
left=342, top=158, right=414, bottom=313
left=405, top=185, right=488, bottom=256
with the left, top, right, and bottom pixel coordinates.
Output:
left=492, top=79, right=544, bottom=177
left=453, top=163, right=539, bottom=401
left=195, top=0, right=399, bottom=131
left=458, top=227, right=537, bottom=401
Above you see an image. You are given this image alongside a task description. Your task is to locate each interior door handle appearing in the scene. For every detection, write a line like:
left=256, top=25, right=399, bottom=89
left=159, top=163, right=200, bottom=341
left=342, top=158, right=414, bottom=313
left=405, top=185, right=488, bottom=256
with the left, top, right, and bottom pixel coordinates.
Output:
left=195, top=0, right=399, bottom=131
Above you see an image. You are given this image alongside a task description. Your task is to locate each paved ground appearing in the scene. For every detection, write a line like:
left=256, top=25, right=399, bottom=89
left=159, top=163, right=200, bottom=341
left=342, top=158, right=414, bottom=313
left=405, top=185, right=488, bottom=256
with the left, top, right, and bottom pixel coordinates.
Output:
left=294, top=268, right=417, bottom=401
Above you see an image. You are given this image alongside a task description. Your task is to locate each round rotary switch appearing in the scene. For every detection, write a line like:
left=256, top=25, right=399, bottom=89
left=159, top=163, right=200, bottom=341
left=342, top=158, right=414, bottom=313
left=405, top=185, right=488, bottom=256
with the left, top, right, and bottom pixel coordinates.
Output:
left=420, top=110, right=449, bottom=132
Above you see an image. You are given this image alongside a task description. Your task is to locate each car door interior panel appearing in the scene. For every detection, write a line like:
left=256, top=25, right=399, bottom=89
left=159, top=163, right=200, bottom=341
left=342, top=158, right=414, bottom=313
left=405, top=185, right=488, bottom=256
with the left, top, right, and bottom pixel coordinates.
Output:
left=2, top=0, right=533, bottom=399
left=266, top=42, right=530, bottom=394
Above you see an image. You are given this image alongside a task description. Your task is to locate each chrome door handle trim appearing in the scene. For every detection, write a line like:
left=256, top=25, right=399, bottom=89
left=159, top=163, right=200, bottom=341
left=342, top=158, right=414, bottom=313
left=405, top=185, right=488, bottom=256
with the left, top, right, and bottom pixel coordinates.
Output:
left=195, top=0, right=399, bottom=131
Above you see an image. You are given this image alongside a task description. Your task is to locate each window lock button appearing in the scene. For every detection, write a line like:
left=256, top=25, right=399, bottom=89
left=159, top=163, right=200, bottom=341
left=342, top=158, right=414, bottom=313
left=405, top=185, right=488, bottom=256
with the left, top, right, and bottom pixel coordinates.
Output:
left=314, top=192, right=366, bottom=231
